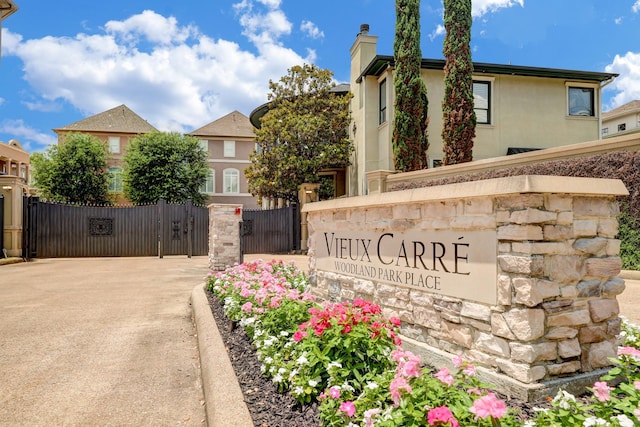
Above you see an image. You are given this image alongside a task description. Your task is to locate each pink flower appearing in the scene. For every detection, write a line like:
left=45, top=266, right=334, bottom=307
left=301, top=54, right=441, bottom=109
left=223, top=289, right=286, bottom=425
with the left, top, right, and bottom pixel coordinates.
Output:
left=593, top=381, right=612, bottom=402
left=452, top=354, right=463, bottom=368
left=363, top=408, right=381, bottom=427
left=328, top=386, right=341, bottom=399
left=402, top=358, right=421, bottom=378
left=434, top=368, right=455, bottom=386
left=618, top=346, right=640, bottom=358
left=241, top=301, right=253, bottom=313
left=390, top=376, right=412, bottom=406
left=427, top=406, right=460, bottom=427
left=293, top=331, right=307, bottom=342
left=339, top=401, right=356, bottom=417
left=389, top=317, right=401, bottom=327
left=469, top=393, right=507, bottom=420
left=634, top=406, right=640, bottom=422
left=463, top=364, right=477, bottom=377
left=635, top=381, right=640, bottom=391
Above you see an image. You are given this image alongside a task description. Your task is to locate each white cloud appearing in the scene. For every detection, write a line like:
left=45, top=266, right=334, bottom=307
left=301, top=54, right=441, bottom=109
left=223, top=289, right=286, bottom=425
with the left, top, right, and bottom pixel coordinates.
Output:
left=428, top=24, right=445, bottom=41
left=5, top=8, right=312, bottom=133
left=300, top=21, right=324, bottom=39
left=633, top=1, right=640, bottom=13
left=0, top=98, right=4, bottom=106
left=0, top=119, right=57, bottom=152
left=615, top=17, right=623, bottom=25
left=472, top=0, right=524, bottom=18
left=604, top=51, right=640, bottom=109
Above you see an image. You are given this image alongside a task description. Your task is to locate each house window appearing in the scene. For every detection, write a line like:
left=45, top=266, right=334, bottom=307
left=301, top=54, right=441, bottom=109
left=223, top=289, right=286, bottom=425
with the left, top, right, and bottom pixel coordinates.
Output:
left=224, top=140, right=236, bottom=157
left=379, top=78, right=387, bottom=124
left=199, top=139, right=209, bottom=154
left=602, top=127, right=609, bottom=136
left=108, top=167, right=123, bottom=192
left=473, top=81, right=491, bottom=124
left=568, top=87, right=594, bottom=116
left=200, top=168, right=215, bottom=194
left=618, top=123, right=627, bottom=132
left=223, top=168, right=239, bottom=193
left=108, top=136, right=121, bottom=154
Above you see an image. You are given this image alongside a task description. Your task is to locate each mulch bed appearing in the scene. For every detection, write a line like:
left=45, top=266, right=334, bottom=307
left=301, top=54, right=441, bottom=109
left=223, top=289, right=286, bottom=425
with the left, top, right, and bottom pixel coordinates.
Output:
left=206, top=289, right=569, bottom=426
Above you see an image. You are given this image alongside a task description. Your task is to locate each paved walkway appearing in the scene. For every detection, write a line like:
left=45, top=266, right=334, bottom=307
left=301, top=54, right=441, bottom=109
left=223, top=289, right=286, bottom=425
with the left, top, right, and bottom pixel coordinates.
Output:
left=0, top=257, right=210, bottom=426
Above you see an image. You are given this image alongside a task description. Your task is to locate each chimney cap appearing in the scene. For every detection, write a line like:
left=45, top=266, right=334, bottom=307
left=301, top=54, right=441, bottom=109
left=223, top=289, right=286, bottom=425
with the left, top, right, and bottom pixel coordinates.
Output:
left=359, top=24, right=370, bottom=35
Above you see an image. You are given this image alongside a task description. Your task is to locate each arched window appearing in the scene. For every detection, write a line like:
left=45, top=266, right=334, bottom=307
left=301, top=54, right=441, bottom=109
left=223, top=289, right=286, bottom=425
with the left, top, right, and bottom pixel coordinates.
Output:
left=223, top=168, right=239, bottom=193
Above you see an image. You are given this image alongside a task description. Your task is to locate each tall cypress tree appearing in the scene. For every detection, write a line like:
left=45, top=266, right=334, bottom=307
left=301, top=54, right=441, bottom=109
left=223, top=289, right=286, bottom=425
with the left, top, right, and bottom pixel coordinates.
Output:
left=393, top=0, right=429, bottom=172
left=442, top=0, right=476, bottom=165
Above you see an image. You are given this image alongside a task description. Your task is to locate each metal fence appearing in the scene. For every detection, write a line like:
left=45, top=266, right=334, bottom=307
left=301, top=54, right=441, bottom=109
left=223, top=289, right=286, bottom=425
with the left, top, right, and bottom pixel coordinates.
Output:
left=241, top=204, right=299, bottom=255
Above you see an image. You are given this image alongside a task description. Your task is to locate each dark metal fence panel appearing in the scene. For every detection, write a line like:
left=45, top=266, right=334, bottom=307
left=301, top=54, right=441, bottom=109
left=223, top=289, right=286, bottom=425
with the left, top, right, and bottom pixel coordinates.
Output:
left=241, top=206, right=296, bottom=254
left=34, top=203, right=158, bottom=258
left=192, top=205, right=209, bottom=256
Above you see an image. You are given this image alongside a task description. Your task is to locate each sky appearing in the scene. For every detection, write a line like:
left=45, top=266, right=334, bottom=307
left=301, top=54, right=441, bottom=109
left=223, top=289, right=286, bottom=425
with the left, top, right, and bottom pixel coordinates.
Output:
left=1, top=0, right=639, bottom=153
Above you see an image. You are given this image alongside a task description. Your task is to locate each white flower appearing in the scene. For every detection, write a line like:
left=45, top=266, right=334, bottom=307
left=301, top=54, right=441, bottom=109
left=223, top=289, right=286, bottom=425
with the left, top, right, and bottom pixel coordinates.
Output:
left=264, top=356, right=273, bottom=364
left=614, top=414, right=634, bottom=427
left=260, top=364, right=266, bottom=373
left=293, top=386, right=304, bottom=396
left=523, top=421, right=537, bottom=427
left=552, top=390, right=576, bottom=410
left=278, top=368, right=287, bottom=375
left=341, top=382, right=355, bottom=392
left=328, top=361, right=343, bottom=370
left=365, top=381, right=379, bottom=390
left=583, top=416, right=608, bottom=426
left=272, top=373, right=283, bottom=383
left=308, top=379, right=318, bottom=387
left=280, top=331, right=289, bottom=337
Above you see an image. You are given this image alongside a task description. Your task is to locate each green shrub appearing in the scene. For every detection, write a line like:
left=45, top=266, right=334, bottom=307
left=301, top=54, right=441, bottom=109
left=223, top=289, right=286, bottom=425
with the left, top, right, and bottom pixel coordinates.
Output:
left=618, top=208, right=640, bottom=271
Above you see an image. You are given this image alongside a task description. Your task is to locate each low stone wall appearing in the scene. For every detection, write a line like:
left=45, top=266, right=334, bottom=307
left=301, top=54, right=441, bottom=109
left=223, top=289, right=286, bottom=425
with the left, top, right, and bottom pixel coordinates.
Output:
left=303, top=175, right=629, bottom=400
left=208, top=204, right=242, bottom=271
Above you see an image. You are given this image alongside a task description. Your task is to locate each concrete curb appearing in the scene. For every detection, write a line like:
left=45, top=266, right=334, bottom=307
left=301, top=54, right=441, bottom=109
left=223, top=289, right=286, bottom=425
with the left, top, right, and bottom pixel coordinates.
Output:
left=620, top=270, right=640, bottom=280
left=191, top=283, right=253, bottom=427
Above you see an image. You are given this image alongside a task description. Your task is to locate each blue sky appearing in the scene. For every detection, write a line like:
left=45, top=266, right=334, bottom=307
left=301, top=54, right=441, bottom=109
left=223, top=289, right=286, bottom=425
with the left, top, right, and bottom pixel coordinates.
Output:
left=1, top=0, right=639, bottom=153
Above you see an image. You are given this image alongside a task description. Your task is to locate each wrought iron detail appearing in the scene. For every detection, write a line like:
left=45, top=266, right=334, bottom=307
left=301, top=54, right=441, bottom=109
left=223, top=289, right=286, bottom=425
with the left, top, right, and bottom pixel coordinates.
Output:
left=172, top=220, right=181, bottom=240
left=89, top=217, right=114, bottom=236
left=241, top=220, right=253, bottom=236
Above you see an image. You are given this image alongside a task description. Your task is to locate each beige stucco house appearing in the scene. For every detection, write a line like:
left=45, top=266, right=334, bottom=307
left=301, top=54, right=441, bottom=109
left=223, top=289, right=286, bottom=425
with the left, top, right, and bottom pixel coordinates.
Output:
left=188, top=111, right=259, bottom=209
left=0, top=139, right=29, bottom=256
left=53, top=104, right=158, bottom=203
left=349, top=25, right=618, bottom=196
left=602, top=100, right=640, bottom=138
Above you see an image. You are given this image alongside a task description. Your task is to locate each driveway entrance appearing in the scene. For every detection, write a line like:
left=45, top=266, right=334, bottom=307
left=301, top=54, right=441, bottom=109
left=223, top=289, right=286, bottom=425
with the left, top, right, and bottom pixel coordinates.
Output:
left=0, top=257, right=209, bottom=426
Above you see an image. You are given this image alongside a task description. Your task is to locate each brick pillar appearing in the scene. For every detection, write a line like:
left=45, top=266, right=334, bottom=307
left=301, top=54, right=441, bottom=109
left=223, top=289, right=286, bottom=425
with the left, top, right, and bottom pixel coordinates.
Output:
left=208, top=204, right=242, bottom=271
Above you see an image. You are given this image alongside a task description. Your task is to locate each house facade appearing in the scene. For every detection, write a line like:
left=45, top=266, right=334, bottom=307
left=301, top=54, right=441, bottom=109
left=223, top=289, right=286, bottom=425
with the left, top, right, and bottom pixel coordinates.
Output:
left=602, top=100, right=640, bottom=138
left=188, top=111, right=259, bottom=209
left=0, top=139, right=29, bottom=257
left=349, top=25, right=618, bottom=196
left=53, top=104, right=158, bottom=204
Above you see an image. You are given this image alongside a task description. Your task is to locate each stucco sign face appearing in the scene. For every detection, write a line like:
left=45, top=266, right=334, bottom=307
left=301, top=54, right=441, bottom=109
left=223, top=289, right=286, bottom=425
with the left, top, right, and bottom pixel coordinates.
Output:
left=313, top=229, right=498, bottom=305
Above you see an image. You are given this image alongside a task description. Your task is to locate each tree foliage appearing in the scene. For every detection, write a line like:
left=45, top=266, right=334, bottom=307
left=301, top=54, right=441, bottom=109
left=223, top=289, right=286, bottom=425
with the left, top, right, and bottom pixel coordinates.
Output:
left=393, top=0, right=429, bottom=172
left=245, top=64, right=352, bottom=202
left=442, top=0, right=476, bottom=165
left=123, top=131, right=208, bottom=205
left=30, top=133, right=110, bottom=204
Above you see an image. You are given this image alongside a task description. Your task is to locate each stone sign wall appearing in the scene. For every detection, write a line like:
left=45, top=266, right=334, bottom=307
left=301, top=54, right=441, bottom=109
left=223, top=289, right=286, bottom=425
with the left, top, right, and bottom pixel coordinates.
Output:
left=303, top=175, right=629, bottom=400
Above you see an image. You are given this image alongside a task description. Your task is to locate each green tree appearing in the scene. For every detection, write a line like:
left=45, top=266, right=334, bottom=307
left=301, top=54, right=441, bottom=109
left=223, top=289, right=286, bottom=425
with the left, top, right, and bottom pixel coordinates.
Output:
left=30, top=133, right=110, bottom=204
left=442, top=0, right=476, bottom=165
left=245, top=64, right=352, bottom=202
left=393, top=0, right=429, bottom=172
left=123, top=131, right=208, bottom=205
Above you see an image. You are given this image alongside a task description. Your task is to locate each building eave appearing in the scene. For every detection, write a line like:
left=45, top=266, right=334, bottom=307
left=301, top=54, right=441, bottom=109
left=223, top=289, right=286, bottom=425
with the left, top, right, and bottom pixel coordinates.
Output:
left=0, top=0, right=18, bottom=20
left=356, top=55, right=619, bottom=84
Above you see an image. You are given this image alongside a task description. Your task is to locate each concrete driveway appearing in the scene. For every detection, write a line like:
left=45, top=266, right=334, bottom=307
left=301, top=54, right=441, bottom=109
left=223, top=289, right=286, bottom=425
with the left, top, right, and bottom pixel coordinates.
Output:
left=0, top=256, right=209, bottom=426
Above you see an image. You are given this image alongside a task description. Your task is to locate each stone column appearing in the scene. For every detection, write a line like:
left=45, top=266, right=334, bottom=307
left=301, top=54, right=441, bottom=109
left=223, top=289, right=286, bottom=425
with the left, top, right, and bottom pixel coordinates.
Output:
left=298, top=183, right=320, bottom=251
left=208, top=204, right=242, bottom=271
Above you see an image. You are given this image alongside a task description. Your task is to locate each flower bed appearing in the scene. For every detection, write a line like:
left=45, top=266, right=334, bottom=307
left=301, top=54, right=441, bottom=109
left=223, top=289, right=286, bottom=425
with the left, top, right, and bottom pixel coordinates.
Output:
left=207, top=259, right=640, bottom=427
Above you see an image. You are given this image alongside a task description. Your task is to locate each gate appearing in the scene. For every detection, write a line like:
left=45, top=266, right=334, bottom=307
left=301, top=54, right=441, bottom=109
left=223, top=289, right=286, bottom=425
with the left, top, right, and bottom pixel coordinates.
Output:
left=241, top=205, right=299, bottom=255
left=22, top=197, right=208, bottom=259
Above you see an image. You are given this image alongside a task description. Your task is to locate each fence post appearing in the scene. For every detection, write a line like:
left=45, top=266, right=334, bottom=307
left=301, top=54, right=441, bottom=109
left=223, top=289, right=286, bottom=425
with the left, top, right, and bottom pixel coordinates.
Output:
left=158, top=199, right=166, bottom=259
left=0, top=195, right=4, bottom=258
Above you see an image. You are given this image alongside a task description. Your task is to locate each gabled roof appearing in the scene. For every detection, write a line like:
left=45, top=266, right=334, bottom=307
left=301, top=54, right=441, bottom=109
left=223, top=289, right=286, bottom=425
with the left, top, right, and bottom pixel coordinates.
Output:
left=356, top=55, right=619, bottom=84
left=0, top=0, right=18, bottom=20
left=603, top=100, right=640, bottom=120
left=189, top=110, right=254, bottom=138
left=53, top=104, right=157, bottom=134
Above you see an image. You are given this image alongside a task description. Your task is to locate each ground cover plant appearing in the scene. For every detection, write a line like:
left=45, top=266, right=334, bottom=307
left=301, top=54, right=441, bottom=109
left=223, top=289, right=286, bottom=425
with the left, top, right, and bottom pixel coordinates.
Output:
left=207, top=259, right=640, bottom=426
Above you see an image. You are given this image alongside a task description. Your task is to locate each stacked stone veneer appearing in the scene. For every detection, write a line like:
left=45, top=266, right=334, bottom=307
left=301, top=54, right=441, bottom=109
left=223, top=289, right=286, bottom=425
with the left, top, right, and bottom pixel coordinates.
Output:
left=208, top=204, right=242, bottom=271
left=303, top=175, right=629, bottom=397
